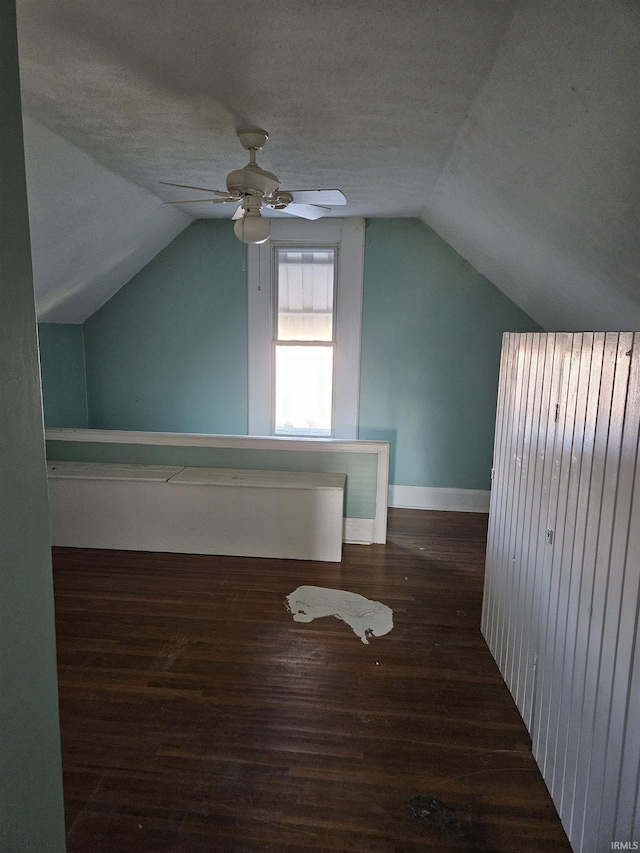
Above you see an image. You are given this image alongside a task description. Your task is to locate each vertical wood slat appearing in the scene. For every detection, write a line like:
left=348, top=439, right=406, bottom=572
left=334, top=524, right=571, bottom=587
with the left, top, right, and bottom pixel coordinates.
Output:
left=481, top=332, right=502, bottom=652
left=613, top=343, right=640, bottom=844
left=537, top=334, right=583, bottom=783
left=481, top=333, right=509, bottom=653
left=532, top=333, right=572, bottom=766
left=496, top=334, right=527, bottom=676
left=483, top=331, right=640, bottom=853
left=482, top=333, right=513, bottom=651
left=505, top=333, right=535, bottom=699
left=590, top=332, right=638, bottom=849
left=512, top=333, right=543, bottom=713
left=569, top=332, right=627, bottom=848
left=520, top=333, right=557, bottom=729
left=549, top=333, right=595, bottom=808
left=484, top=333, right=518, bottom=660
left=531, top=333, right=568, bottom=757
left=501, top=334, right=533, bottom=690
left=556, top=332, right=606, bottom=827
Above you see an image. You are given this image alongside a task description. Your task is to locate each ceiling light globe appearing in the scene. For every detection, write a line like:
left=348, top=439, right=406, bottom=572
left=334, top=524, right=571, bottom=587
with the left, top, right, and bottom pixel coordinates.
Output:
left=234, top=213, right=270, bottom=244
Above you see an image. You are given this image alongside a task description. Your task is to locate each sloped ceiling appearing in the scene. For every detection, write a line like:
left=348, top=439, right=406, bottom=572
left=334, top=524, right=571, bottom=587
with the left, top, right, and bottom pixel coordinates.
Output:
left=22, top=116, right=190, bottom=323
left=16, top=0, right=640, bottom=329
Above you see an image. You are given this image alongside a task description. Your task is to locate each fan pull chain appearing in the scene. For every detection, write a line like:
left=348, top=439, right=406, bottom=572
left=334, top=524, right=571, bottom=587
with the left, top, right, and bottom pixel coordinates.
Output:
left=241, top=239, right=248, bottom=275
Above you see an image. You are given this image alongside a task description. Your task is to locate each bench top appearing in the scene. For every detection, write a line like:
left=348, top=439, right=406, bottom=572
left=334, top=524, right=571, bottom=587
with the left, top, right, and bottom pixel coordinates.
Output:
left=47, top=461, right=184, bottom=482
left=167, top=467, right=346, bottom=490
left=47, top=462, right=346, bottom=491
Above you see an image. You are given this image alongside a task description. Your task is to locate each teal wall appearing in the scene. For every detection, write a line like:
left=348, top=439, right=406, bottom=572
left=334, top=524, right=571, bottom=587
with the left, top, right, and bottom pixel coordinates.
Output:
left=38, top=323, right=88, bottom=428
left=359, top=219, right=541, bottom=490
left=64, top=216, right=540, bottom=494
left=84, top=219, right=248, bottom=433
left=0, top=2, right=66, bottom=849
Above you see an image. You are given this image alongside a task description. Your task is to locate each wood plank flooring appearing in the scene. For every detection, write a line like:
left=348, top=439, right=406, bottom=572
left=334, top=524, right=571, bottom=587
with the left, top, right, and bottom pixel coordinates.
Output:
left=53, top=509, right=572, bottom=852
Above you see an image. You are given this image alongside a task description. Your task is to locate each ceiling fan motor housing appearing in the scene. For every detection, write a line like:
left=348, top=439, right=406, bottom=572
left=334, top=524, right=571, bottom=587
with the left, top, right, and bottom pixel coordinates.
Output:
left=226, top=162, right=280, bottom=196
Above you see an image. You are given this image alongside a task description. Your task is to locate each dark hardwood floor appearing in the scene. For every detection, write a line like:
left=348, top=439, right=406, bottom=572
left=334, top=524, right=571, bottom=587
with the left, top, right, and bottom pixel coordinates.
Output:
left=53, top=509, right=571, bottom=852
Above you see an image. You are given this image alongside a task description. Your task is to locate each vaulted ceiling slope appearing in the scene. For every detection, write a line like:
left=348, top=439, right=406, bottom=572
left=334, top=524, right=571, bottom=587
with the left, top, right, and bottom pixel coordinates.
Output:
left=22, top=116, right=190, bottom=323
left=16, top=0, right=640, bottom=330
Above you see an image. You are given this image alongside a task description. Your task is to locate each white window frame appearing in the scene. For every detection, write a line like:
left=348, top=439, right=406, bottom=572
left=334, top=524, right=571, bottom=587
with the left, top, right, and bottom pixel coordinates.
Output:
left=247, top=218, right=364, bottom=438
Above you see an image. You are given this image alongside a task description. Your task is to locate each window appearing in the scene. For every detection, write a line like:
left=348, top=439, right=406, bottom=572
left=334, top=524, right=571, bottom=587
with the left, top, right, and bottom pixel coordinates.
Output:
left=248, top=219, right=364, bottom=438
left=274, top=248, right=336, bottom=436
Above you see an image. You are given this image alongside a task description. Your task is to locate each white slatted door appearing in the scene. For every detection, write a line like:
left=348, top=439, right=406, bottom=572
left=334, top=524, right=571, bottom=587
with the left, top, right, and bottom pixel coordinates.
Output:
left=483, top=331, right=640, bottom=853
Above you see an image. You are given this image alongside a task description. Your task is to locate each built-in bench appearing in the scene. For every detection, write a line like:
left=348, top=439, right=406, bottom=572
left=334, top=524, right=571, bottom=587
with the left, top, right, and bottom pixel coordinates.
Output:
left=45, top=428, right=390, bottom=545
left=47, top=461, right=346, bottom=562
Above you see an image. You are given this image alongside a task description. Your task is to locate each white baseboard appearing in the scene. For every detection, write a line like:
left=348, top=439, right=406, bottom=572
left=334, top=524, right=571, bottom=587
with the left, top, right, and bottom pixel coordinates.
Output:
left=343, top=517, right=375, bottom=544
left=388, top=485, right=490, bottom=513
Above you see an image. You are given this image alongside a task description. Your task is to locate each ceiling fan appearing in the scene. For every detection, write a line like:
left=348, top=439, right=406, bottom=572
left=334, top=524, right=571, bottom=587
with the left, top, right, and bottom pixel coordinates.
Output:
left=161, top=129, right=347, bottom=244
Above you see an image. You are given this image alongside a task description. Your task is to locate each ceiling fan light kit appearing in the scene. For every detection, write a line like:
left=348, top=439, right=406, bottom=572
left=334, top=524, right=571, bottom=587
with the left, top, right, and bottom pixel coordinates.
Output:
left=163, top=129, right=347, bottom=244
left=234, top=209, right=271, bottom=244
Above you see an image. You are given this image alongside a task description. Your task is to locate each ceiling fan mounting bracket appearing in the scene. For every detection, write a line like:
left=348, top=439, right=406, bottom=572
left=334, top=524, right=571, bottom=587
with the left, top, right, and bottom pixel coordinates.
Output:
left=236, top=128, right=269, bottom=151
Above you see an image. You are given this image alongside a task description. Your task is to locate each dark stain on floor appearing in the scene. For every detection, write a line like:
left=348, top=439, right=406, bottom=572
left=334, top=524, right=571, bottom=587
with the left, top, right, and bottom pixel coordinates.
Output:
left=405, top=794, right=496, bottom=852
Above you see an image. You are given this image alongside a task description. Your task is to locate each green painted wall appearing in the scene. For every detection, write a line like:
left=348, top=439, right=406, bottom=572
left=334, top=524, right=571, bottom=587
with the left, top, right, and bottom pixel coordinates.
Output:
left=38, top=323, right=88, bottom=427
left=0, top=3, right=66, bottom=850
left=79, top=216, right=539, bottom=493
left=84, top=219, right=248, bottom=433
left=359, top=219, right=541, bottom=490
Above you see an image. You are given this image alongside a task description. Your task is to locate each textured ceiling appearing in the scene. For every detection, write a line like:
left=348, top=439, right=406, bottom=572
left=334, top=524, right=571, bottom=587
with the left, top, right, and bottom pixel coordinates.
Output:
left=16, top=0, right=640, bottom=328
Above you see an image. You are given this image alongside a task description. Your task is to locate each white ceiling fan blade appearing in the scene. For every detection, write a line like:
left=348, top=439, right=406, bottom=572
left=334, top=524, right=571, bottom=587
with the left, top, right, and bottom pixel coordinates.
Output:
left=164, top=198, right=235, bottom=204
left=160, top=181, right=232, bottom=197
left=232, top=205, right=244, bottom=220
left=284, top=189, right=347, bottom=206
left=281, top=203, right=331, bottom=220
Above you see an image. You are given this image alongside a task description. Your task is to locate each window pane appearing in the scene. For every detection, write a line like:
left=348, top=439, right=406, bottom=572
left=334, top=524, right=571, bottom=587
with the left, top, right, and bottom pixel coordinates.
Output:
left=274, top=345, right=333, bottom=435
left=276, top=248, right=335, bottom=341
